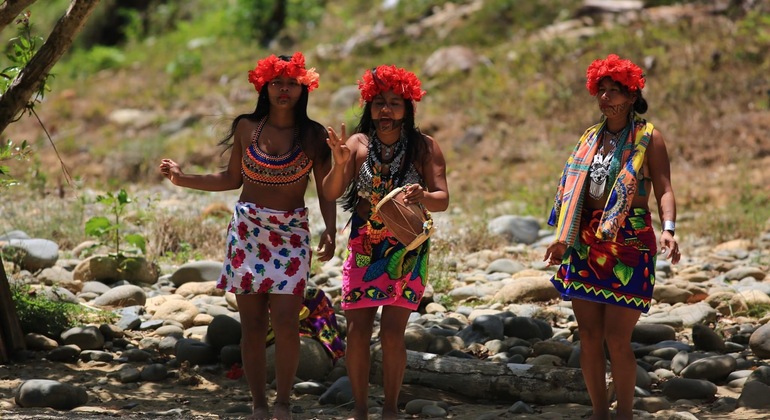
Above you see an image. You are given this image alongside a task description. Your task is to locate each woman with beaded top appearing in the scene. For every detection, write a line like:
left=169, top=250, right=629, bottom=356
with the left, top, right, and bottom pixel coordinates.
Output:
left=159, top=52, right=336, bottom=420
left=543, top=54, right=680, bottom=420
left=323, top=65, right=449, bottom=420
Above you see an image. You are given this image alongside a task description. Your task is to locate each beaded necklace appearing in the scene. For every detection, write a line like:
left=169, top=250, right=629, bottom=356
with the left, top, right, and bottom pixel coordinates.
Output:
left=356, top=129, right=422, bottom=203
left=241, top=117, right=312, bottom=186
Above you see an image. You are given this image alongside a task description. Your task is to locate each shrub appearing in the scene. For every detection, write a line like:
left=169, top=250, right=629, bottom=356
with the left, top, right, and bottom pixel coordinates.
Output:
left=10, top=283, right=116, bottom=338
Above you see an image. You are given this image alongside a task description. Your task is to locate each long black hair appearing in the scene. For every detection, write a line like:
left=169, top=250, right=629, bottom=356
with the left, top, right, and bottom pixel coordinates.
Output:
left=341, top=99, right=428, bottom=212
left=218, top=55, right=328, bottom=162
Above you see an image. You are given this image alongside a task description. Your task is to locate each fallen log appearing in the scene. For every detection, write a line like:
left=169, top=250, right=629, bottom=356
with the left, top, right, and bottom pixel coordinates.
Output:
left=371, top=350, right=590, bottom=405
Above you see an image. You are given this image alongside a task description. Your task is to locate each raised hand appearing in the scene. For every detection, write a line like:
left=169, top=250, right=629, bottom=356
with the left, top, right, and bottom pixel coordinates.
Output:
left=159, top=158, right=184, bottom=185
left=326, top=124, right=351, bottom=167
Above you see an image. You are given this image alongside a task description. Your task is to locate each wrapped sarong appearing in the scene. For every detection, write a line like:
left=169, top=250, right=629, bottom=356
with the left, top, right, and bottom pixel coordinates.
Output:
left=217, top=202, right=310, bottom=296
left=266, top=287, right=346, bottom=361
left=551, top=208, right=658, bottom=312
left=341, top=213, right=429, bottom=311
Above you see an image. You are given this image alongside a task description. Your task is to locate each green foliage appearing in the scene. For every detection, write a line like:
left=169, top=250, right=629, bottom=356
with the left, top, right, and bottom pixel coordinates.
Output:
left=165, top=51, right=203, bottom=85
left=748, top=303, right=770, bottom=319
left=85, top=189, right=146, bottom=256
left=1, top=11, right=50, bottom=102
left=11, top=283, right=116, bottom=338
left=77, top=46, right=126, bottom=74
left=0, top=139, right=30, bottom=188
left=232, top=0, right=328, bottom=44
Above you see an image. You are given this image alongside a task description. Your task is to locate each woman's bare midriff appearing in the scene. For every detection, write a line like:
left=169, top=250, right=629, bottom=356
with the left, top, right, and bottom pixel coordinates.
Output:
left=239, top=180, right=310, bottom=211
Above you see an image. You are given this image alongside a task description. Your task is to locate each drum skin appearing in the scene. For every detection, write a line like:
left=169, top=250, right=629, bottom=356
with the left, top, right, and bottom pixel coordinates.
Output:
left=374, top=186, right=434, bottom=251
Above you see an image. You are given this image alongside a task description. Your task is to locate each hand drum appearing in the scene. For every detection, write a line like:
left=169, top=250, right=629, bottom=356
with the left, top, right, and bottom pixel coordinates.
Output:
left=374, top=186, right=434, bottom=251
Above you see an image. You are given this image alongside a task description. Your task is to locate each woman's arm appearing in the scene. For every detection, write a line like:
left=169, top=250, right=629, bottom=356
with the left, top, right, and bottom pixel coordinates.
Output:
left=405, top=134, right=449, bottom=212
left=311, top=126, right=337, bottom=261
left=647, top=128, right=680, bottom=263
left=159, top=121, right=246, bottom=191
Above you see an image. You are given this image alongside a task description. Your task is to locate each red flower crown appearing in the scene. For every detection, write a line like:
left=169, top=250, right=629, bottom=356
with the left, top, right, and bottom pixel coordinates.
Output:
left=248, top=52, right=320, bottom=93
left=358, top=65, right=426, bottom=105
left=585, top=54, right=645, bottom=95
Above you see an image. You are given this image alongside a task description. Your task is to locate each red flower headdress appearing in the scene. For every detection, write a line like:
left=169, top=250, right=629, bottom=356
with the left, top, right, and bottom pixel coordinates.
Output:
left=358, top=65, right=426, bottom=105
left=248, top=51, right=320, bottom=92
left=585, top=54, right=645, bottom=95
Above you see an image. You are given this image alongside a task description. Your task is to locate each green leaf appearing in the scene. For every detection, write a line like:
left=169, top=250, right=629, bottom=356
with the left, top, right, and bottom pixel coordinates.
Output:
left=613, top=262, right=635, bottom=287
left=117, top=189, right=130, bottom=204
left=124, top=234, right=146, bottom=255
left=85, top=216, right=112, bottom=237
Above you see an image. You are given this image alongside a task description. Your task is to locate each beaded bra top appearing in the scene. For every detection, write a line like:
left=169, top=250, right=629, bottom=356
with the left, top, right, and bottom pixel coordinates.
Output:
left=356, top=129, right=422, bottom=203
left=241, top=117, right=312, bottom=186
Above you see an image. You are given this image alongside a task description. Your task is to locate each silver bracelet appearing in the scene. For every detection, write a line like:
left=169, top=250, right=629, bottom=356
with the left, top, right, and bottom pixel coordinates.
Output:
left=663, top=220, right=675, bottom=234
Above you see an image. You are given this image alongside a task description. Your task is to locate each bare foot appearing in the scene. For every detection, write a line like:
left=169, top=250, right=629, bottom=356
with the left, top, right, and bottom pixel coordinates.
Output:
left=382, top=409, right=400, bottom=420
left=346, top=408, right=368, bottom=420
left=248, top=406, right=270, bottom=420
left=272, top=402, right=292, bottom=420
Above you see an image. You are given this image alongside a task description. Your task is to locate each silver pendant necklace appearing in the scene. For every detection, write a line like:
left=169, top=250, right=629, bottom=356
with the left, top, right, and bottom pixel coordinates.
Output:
left=588, top=131, right=621, bottom=200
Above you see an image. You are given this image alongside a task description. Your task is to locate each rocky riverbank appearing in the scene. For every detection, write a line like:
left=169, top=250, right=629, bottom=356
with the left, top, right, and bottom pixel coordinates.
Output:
left=1, top=188, right=770, bottom=419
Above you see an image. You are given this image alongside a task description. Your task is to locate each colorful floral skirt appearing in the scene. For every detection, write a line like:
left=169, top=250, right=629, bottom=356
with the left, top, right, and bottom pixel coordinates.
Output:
left=550, top=208, right=658, bottom=313
left=341, top=213, right=429, bottom=311
left=217, top=202, right=310, bottom=296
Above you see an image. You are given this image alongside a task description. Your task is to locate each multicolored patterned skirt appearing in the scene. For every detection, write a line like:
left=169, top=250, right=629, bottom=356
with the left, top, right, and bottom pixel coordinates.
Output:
left=217, top=202, right=310, bottom=296
left=266, top=287, right=346, bottom=361
left=550, top=208, right=658, bottom=313
left=341, top=213, right=429, bottom=311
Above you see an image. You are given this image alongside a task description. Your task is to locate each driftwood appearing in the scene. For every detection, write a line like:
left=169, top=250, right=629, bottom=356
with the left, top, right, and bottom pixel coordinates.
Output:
left=371, top=350, right=590, bottom=405
left=0, top=258, right=25, bottom=364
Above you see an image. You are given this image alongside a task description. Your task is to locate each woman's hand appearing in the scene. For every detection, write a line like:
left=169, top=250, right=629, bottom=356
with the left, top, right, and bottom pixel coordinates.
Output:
left=326, top=124, right=351, bottom=167
left=402, top=184, right=425, bottom=205
left=544, top=241, right=567, bottom=266
left=316, top=228, right=336, bottom=262
left=659, top=231, right=680, bottom=264
left=159, top=158, right=183, bottom=185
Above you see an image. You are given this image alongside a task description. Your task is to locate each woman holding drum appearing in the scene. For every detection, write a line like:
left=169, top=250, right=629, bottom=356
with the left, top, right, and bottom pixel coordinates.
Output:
left=322, top=65, right=449, bottom=420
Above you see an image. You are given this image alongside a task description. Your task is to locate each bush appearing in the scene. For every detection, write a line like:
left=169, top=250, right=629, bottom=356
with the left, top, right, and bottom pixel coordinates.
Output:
left=10, top=283, right=115, bottom=338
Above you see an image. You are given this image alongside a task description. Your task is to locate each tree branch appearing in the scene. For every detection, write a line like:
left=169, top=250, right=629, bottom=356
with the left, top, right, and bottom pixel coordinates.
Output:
left=0, top=0, right=37, bottom=33
left=0, top=0, right=101, bottom=135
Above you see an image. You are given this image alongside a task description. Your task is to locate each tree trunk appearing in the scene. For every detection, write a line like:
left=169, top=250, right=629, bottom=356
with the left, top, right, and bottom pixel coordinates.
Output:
left=0, top=0, right=38, bottom=33
left=0, top=256, right=25, bottom=364
left=0, top=0, right=101, bottom=134
left=371, top=350, right=590, bottom=405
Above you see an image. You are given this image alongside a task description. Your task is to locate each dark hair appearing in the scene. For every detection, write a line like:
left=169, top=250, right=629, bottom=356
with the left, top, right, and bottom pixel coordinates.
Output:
left=632, top=89, right=648, bottom=114
left=218, top=55, right=328, bottom=163
left=341, top=99, right=428, bottom=212
left=614, top=80, right=648, bottom=115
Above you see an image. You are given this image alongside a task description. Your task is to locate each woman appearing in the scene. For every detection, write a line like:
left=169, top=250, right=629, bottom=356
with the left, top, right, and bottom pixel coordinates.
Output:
left=543, top=54, right=680, bottom=420
left=323, top=65, right=449, bottom=420
left=159, top=52, right=336, bottom=420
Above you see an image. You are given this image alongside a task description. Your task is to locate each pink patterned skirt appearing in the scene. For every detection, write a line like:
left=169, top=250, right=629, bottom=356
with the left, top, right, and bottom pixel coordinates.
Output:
left=341, top=213, right=429, bottom=311
left=217, top=202, right=310, bottom=296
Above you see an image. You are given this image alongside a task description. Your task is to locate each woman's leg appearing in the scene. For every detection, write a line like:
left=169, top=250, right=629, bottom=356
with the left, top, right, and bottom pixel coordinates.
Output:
left=571, top=298, right=609, bottom=420
left=378, top=305, right=412, bottom=420
left=236, top=293, right=270, bottom=420
left=603, top=305, right=642, bottom=420
left=344, top=307, right=378, bottom=420
left=269, top=293, right=304, bottom=420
